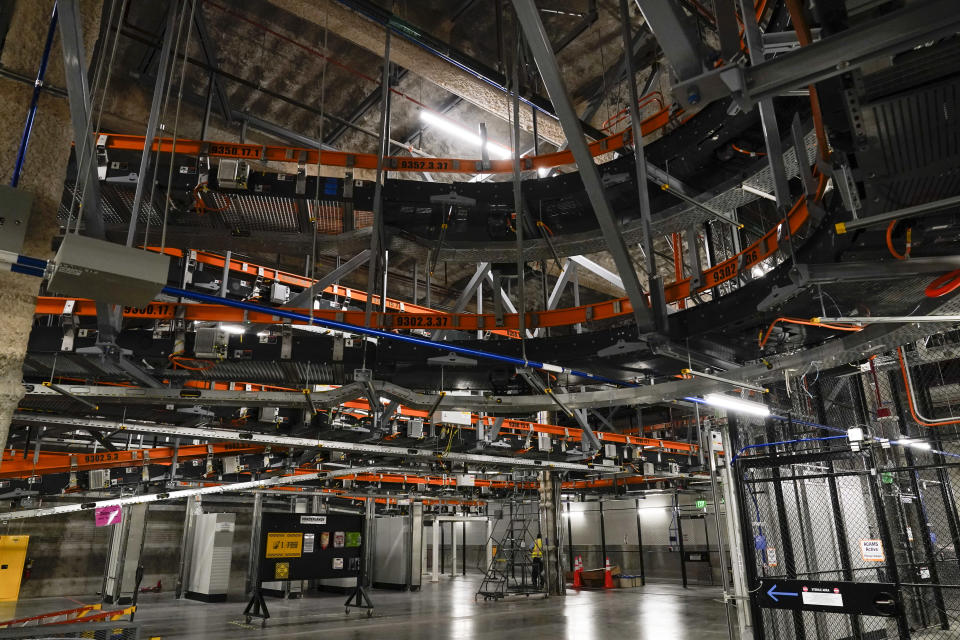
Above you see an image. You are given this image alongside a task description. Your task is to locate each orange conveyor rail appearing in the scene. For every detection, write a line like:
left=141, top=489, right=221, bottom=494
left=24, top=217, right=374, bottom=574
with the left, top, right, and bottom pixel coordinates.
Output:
left=35, top=176, right=823, bottom=333
left=0, top=442, right=267, bottom=479
left=35, top=172, right=823, bottom=332
left=91, top=106, right=675, bottom=176
left=0, top=444, right=668, bottom=495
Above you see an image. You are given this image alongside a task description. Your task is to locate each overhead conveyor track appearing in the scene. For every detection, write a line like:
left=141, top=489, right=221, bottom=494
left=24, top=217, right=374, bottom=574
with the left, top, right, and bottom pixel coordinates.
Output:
left=34, top=168, right=826, bottom=331
left=15, top=386, right=702, bottom=454
left=84, top=108, right=675, bottom=176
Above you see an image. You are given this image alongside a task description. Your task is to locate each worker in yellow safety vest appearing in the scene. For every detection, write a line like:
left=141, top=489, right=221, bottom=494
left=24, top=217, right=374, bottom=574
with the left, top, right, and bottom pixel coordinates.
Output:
left=531, top=533, right=544, bottom=589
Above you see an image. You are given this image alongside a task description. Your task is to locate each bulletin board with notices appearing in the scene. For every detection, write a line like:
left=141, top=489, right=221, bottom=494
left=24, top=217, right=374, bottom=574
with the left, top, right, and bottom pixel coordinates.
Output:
left=258, top=512, right=364, bottom=581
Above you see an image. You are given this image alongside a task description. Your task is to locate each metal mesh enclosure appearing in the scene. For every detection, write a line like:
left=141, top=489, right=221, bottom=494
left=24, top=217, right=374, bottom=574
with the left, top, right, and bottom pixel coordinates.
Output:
left=731, top=329, right=960, bottom=639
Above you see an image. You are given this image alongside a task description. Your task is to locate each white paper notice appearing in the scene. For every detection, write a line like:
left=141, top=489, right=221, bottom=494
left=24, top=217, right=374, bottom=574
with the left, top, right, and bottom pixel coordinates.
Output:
left=859, top=539, right=885, bottom=562
left=303, top=533, right=315, bottom=553
left=801, top=590, right=843, bottom=607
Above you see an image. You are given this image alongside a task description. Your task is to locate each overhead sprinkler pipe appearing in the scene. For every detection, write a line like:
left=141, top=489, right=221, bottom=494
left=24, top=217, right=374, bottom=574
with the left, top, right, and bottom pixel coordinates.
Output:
left=11, top=2, right=59, bottom=187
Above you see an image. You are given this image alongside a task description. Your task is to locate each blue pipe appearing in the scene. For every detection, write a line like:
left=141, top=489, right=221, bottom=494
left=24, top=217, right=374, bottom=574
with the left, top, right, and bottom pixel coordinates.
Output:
left=730, top=435, right=848, bottom=464
left=0, top=251, right=636, bottom=386
left=10, top=3, right=59, bottom=188
left=162, top=286, right=637, bottom=388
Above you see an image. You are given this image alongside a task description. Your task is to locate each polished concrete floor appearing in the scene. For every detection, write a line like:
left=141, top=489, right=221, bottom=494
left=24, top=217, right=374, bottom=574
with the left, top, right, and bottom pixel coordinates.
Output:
left=5, top=575, right=733, bottom=639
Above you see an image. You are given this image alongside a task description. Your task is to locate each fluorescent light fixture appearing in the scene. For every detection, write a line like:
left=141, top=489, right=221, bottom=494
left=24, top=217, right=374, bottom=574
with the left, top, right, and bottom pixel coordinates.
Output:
left=420, top=110, right=512, bottom=159
left=741, top=184, right=777, bottom=202
left=703, top=393, right=770, bottom=416
left=220, top=324, right=246, bottom=335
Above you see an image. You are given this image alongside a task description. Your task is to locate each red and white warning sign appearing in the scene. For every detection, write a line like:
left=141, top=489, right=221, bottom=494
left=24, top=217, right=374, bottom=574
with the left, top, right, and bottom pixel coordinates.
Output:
left=859, top=539, right=885, bottom=562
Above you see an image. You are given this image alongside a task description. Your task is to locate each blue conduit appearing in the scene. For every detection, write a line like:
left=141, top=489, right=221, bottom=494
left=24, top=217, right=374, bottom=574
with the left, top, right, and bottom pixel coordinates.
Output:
left=10, top=2, right=59, bottom=188
left=161, top=286, right=638, bottom=387
left=1, top=251, right=638, bottom=386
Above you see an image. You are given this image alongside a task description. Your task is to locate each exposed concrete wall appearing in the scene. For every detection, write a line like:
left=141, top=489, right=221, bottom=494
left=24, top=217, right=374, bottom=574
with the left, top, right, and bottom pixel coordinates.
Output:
left=0, top=0, right=102, bottom=453
left=13, top=511, right=110, bottom=598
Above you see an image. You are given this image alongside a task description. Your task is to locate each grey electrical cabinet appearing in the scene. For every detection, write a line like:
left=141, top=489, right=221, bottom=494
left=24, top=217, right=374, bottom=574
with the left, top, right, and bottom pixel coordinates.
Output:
left=372, top=506, right=423, bottom=590
left=185, top=513, right=236, bottom=602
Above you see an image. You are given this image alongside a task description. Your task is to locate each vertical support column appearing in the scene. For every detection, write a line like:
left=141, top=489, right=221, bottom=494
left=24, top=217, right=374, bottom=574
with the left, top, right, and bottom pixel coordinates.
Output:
left=727, top=417, right=765, bottom=640
left=246, top=492, right=263, bottom=595
left=737, top=0, right=791, bottom=208
left=598, top=500, right=607, bottom=570
left=218, top=251, right=232, bottom=297
left=888, top=375, right=948, bottom=630
left=571, top=267, right=582, bottom=334
left=865, top=448, right=913, bottom=638
left=364, top=500, right=376, bottom=587
left=486, top=517, right=494, bottom=573
left=512, top=0, right=655, bottom=332
left=451, top=520, right=457, bottom=578
left=538, top=471, right=563, bottom=595
left=462, top=522, right=467, bottom=576
left=425, top=266, right=432, bottom=308
left=635, top=499, right=645, bottom=585
left=413, top=261, right=419, bottom=304
left=675, top=495, right=688, bottom=588
left=175, top=495, right=202, bottom=599
left=765, top=418, right=805, bottom=639
left=364, top=29, right=392, bottom=327
left=566, top=502, right=574, bottom=572
left=476, top=280, right=483, bottom=339
left=705, top=424, right=736, bottom=637
left=432, top=518, right=440, bottom=583
left=812, top=392, right=862, bottom=639
left=126, top=0, right=178, bottom=247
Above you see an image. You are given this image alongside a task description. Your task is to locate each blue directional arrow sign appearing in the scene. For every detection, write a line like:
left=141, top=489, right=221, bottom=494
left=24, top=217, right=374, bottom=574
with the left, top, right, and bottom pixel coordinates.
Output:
left=767, top=583, right=800, bottom=603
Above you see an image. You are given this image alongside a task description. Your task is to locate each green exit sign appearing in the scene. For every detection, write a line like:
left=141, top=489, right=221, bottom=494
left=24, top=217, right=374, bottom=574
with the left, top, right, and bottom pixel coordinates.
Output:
left=696, top=499, right=707, bottom=509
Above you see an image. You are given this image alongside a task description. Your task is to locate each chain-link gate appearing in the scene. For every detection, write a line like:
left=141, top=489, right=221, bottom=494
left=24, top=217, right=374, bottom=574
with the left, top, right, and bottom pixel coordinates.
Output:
left=730, top=332, right=960, bottom=639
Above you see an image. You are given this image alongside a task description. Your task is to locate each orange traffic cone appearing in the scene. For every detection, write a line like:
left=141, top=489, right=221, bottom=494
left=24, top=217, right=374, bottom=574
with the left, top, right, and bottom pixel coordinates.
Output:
left=572, top=556, right=583, bottom=589
left=603, top=557, right=615, bottom=589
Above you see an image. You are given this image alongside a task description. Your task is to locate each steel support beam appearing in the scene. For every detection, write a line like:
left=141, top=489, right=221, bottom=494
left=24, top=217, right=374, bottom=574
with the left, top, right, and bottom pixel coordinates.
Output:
left=433, top=263, right=491, bottom=341
left=364, top=31, right=392, bottom=327
left=58, top=0, right=120, bottom=343
left=621, top=0, right=666, bottom=331
left=633, top=0, right=704, bottom=83
left=287, top=250, right=371, bottom=308
left=672, top=0, right=960, bottom=109
left=534, top=259, right=576, bottom=337
left=568, top=255, right=624, bottom=291
left=192, top=6, right=230, bottom=123
left=58, top=0, right=106, bottom=240
left=485, top=271, right=533, bottom=339
left=836, top=194, right=960, bottom=234
left=514, top=0, right=654, bottom=332
left=126, top=0, right=177, bottom=247
left=739, top=0, right=790, bottom=208
left=230, top=111, right=338, bottom=151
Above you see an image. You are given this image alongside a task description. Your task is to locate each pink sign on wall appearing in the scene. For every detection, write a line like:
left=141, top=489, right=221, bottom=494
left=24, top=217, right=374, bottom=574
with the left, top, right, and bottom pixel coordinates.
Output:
left=95, top=505, right=122, bottom=527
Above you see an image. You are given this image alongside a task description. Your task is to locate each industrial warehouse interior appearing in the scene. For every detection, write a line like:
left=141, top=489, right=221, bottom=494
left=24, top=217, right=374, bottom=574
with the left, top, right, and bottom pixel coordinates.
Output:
left=1, top=0, right=959, bottom=638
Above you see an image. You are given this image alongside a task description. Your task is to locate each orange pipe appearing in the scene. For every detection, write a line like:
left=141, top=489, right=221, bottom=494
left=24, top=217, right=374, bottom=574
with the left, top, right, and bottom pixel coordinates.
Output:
left=896, top=347, right=960, bottom=426
left=758, top=317, right=862, bottom=349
